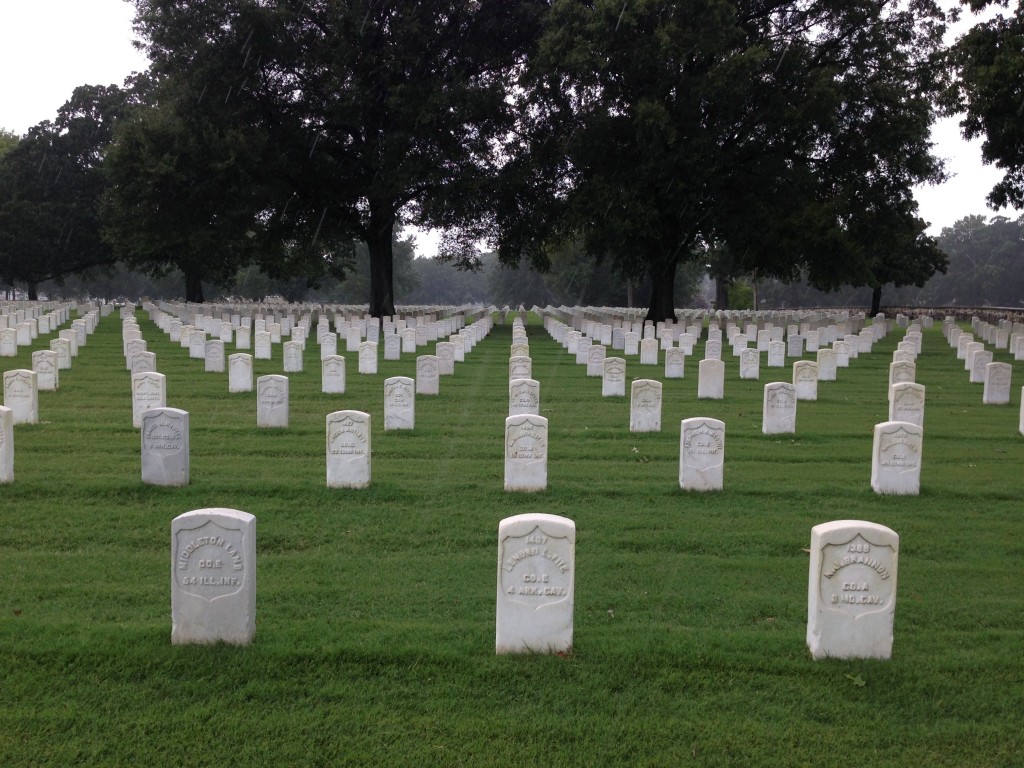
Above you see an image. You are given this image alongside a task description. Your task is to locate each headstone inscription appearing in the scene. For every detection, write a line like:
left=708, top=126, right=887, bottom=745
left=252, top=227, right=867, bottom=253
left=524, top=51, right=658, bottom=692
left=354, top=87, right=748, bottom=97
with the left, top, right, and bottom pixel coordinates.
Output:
left=141, top=407, right=189, bottom=486
left=679, top=417, right=725, bottom=491
left=806, top=520, right=898, bottom=660
left=495, top=513, right=575, bottom=655
left=326, top=410, right=371, bottom=488
left=171, top=508, right=256, bottom=645
left=384, top=376, right=415, bottom=430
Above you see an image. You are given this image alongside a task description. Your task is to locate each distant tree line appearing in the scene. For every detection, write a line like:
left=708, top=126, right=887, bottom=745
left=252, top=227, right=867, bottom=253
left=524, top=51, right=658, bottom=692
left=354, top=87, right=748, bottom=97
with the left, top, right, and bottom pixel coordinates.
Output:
left=2, top=1, right=1022, bottom=317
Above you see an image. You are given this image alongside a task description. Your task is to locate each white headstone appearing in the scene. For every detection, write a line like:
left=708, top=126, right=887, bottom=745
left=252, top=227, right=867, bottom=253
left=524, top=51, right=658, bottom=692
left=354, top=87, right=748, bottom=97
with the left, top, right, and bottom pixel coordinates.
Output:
left=358, top=341, right=378, bottom=375
left=807, top=520, right=898, bottom=660
left=3, top=369, right=38, bottom=424
left=817, top=348, right=837, bottom=381
left=793, top=360, right=818, bottom=401
left=171, top=508, right=256, bottom=645
left=416, top=355, right=440, bottom=395
left=629, top=379, right=662, bottom=433
left=509, top=355, right=532, bottom=380
left=664, top=348, right=685, bottom=379
left=132, top=371, right=167, bottom=428
left=762, top=382, right=797, bottom=434
left=141, top=407, right=189, bottom=486
left=204, top=340, right=225, bottom=373
left=495, top=513, right=574, bottom=655
left=31, top=350, right=58, bottom=391
left=639, top=337, right=658, bottom=365
left=384, top=333, right=401, bottom=361
left=254, top=331, right=272, bottom=360
left=384, top=376, right=415, bottom=430
left=888, top=382, right=925, bottom=429
left=504, top=414, right=548, bottom=492
left=509, top=378, right=540, bottom=417
left=326, top=410, right=371, bottom=488
left=228, top=354, right=253, bottom=393
left=697, top=359, right=724, bottom=400
left=256, top=375, right=289, bottom=428
left=283, top=340, right=303, bottom=373
left=983, top=362, right=1012, bottom=405
left=739, top=348, right=760, bottom=380
left=871, top=421, right=923, bottom=495
left=679, top=417, right=725, bottom=491
left=321, top=355, right=346, bottom=394
left=0, top=405, right=12, bottom=483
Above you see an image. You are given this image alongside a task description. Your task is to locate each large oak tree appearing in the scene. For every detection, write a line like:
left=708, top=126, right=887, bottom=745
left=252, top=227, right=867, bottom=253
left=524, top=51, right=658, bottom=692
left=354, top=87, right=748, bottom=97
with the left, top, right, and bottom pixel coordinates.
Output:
left=494, top=0, right=949, bottom=322
left=125, top=0, right=544, bottom=314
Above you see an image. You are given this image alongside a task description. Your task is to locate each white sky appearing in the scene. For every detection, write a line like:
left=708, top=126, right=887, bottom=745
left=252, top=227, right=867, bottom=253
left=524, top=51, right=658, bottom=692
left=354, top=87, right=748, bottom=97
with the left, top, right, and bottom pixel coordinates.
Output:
left=0, top=0, right=1016, bottom=256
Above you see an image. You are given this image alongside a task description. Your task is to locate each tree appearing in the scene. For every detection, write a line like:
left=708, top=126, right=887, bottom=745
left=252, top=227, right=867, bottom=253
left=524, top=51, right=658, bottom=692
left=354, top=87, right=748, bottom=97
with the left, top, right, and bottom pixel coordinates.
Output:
left=948, top=4, right=1024, bottom=208
left=128, top=0, right=545, bottom=316
left=495, top=0, right=949, bottom=323
left=0, top=85, right=128, bottom=298
left=932, top=214, right=1024, bottom=306
left=101, top=67, right=306, bottom=303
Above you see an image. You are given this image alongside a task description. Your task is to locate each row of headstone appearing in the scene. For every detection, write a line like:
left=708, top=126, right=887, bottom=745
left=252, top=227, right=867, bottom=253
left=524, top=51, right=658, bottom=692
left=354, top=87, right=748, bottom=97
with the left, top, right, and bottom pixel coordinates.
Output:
left=170, top=506, right=896, bottom=661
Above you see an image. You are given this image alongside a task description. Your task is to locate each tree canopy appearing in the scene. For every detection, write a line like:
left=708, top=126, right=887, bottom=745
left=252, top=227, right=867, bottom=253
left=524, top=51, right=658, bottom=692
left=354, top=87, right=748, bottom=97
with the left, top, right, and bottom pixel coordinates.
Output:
left=0, top=85, right=128, bottom=298
left=493, top=0, right=950, bottom=321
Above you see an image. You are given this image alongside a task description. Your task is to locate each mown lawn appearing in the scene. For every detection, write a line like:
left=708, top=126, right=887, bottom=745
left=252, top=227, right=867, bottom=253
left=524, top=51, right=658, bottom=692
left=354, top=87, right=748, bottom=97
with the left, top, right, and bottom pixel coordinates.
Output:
left=1, top=305, right=1022, bottom=767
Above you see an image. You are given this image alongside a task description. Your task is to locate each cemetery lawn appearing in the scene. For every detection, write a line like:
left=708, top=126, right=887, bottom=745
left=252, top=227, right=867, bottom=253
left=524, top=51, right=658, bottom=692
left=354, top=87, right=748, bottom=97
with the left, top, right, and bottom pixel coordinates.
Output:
left=2, top=309, right=1023, bottom=768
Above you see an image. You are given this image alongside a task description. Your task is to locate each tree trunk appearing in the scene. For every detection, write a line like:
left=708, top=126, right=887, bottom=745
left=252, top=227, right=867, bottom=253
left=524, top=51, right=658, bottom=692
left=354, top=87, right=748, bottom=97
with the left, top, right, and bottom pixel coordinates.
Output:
left=715, top=276, right=730, bottom=311
left=185, top=269, right=205, bottom=303
left=27, top=282, right=39, bottom=301
left=870, top=285, right=882, bottom=316
left=367, top=199, right=396, bottom=318
left=644, top=258, right=678, bottom=324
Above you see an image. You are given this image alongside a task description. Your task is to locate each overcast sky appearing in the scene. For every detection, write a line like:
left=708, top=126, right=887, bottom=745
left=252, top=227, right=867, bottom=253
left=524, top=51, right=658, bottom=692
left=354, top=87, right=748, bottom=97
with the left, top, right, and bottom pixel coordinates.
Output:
left=0, top=0, right=1016, bottom=255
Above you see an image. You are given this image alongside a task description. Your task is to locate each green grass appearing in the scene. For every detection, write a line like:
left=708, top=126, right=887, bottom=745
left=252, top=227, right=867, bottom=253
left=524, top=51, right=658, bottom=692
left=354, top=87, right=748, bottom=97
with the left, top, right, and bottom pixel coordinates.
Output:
left=1, top=307, right=1022, bottom=767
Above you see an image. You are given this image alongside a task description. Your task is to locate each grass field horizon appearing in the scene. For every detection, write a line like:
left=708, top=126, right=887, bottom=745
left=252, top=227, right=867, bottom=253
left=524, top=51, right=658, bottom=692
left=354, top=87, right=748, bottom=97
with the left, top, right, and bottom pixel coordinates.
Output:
left=1, top=305, right=1022, bottom=767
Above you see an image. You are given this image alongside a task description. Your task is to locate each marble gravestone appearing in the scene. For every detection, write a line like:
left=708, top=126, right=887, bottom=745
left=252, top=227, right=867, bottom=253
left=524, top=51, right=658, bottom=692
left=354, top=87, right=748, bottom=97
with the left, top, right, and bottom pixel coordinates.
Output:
left=3, top=369, right=38, bottom=424
left=504, top=414, right=548, bottom=492
left=602, top=357, right=626, bottom=397
left=416, top=355, right=440, bottom=395
left=171, top=508, right=256, bottom=645
left=132, top=371, right=167, bottom=429
left=664, top=347, right=685, bottom=379
left=283, top=340, right=303, bottom=373
left=888, top=382, right=925, bottom=429
left=871, top=421, right=923, bottom=495
left=141, top=407, right=189, bottom=486
left=679, top=417, right=725, bottom=491
left=629, top=379, right=662, bottom=433
left=358, top=341, right=378, bottom=375
left=322, top=355, right=346, bottom=394
left=384, top=376, right=415, bottom=430
left=0, top=405, right=12, bottom=483
left=204, top=340, right=225, bottom=373
left=326, top=410, right=372, bottom=488
left=508, top=378, right=540, bottom=417
left=793, top=360, right=818, bottom=401
left=495, top=513, right=575, bottom=655
left=807, top=520, right=898, bottom=660
left=697, top=358, right=724, bottom=400
left=983, top=362, right=1012, bottom=405
left=256, top=375, right=289, bottom=428
left=228, top=354, right=253, bottom=393
left=31, top=350, right=58, bottom=392
left=762, top=382, right=797, bottom=435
